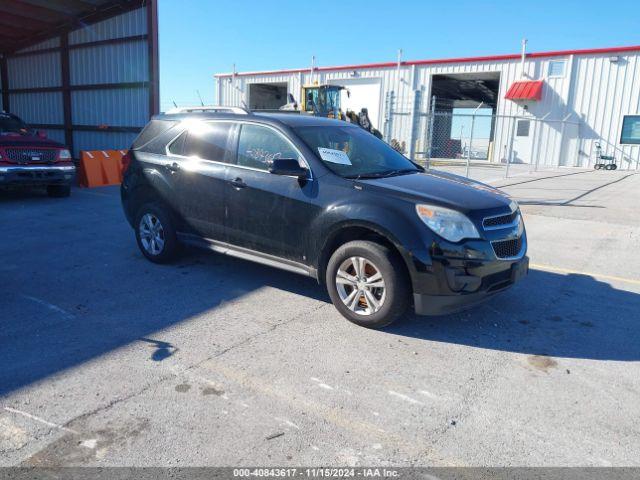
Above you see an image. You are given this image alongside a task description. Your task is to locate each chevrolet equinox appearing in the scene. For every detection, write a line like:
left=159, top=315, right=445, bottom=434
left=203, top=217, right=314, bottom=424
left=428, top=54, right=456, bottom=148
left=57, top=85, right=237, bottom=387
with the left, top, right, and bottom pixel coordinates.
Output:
left=121, top=110, right=528, bottom=328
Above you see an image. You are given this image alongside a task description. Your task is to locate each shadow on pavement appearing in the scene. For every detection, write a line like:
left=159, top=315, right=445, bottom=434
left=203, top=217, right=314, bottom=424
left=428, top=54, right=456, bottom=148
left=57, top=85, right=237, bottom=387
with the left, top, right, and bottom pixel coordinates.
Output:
left=1, top=186, right=639, bottom=401
left=386, top=268, right=640, bottom=362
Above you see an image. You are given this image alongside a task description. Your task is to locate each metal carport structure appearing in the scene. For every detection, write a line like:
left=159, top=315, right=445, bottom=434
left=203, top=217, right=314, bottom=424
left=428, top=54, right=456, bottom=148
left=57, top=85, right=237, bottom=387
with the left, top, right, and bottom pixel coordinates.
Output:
left=0, top=0, right=159, bottom=157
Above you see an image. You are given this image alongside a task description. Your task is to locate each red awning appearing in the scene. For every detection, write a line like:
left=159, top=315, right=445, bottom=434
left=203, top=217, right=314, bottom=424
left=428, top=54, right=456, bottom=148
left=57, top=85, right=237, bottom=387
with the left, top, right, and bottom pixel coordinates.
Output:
left=505, top=80, right=544, bottom=101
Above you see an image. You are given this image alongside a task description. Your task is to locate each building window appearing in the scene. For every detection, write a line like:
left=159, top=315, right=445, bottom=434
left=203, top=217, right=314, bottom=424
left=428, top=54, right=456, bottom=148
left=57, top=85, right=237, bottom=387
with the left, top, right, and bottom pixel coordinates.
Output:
left=516, top=120, right=530, bottom=137
left=620, top=115, right=640, bottom=144
left=548, top=60, right=566, bottom=77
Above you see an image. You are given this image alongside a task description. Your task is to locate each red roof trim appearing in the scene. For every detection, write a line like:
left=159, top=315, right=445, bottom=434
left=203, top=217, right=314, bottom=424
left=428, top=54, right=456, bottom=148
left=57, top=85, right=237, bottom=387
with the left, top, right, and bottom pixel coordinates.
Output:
left=214, top=45, right=640, bottom=78
left=505, top=80, right=544, bottom=101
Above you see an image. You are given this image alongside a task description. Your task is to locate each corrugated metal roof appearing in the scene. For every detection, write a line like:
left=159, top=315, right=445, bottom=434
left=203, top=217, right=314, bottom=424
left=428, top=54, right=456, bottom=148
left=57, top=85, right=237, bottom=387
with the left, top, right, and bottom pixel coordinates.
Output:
left=505, top=80, right=544, bottom=101
left=0, top=0, right=143, bottom=54
left=215, top=45, right=640, bottom=78
left=69, top=7, right=147, bottom=45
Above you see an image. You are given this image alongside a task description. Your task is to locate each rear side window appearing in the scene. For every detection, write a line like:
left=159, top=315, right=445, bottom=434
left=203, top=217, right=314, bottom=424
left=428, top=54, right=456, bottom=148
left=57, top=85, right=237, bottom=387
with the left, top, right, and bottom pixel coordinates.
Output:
left=183, top=122, right=233, bottom=162
left=132, top=120, right=177, bottom=149
left=167, top=131, right=186, bottom=155
left=237, top=124, right=300, bottom=171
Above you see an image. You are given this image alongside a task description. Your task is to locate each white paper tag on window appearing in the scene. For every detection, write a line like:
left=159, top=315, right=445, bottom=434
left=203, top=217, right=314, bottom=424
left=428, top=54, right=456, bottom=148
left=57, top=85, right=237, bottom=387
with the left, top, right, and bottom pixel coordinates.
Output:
left=318, top=147, right=351, bottom=165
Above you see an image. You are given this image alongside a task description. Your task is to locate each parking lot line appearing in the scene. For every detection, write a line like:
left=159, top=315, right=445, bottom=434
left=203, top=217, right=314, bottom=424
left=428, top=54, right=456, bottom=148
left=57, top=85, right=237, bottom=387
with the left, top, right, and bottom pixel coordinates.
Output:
left=198, top=359, right=460, bottom=465
left=3, top=407, right=79, bottom=434
left=531, top=263, right=640, bottom=286
left=21, top=295, right=75, bottom=320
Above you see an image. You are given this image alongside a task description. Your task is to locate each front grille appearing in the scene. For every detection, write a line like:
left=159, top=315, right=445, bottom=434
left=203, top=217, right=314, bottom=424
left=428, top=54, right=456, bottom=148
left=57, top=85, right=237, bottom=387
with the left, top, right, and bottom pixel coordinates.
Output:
left=483, top=210, right=518, bottom=229
left=492, top=236, right=523, bottom=259
left=3, top=148, right=58, bottom=164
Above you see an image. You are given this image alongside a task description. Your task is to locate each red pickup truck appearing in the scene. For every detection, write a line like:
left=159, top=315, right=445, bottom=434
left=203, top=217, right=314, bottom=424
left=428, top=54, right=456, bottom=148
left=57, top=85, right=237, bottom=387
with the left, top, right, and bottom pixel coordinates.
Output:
left=0, top=112, right=75, bottom=197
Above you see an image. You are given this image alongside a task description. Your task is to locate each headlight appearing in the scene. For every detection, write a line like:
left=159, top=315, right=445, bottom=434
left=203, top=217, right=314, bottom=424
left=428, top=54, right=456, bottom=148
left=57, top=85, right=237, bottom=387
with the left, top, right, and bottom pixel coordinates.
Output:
left=58, top=149, right=72, bottom=160
left=415, top=204, right=480, bottom=243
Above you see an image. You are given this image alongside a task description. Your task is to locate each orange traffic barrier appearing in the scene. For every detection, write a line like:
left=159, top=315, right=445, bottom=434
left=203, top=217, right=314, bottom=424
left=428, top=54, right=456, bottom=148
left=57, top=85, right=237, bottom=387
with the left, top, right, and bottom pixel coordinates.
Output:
left=78, top=149, right=128, bottom=187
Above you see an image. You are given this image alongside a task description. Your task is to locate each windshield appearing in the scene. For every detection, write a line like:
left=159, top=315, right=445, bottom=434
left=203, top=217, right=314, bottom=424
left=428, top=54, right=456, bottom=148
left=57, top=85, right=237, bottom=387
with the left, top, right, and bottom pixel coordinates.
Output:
left=294, top=125, right=420, bottom=178
left=0, top=114, right=28, bottom=134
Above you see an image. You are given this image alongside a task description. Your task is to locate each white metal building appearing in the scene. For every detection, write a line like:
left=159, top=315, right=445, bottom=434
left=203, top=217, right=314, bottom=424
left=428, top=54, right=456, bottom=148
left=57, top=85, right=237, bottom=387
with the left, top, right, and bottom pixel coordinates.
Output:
left=215, top=45, right=640, bottom=169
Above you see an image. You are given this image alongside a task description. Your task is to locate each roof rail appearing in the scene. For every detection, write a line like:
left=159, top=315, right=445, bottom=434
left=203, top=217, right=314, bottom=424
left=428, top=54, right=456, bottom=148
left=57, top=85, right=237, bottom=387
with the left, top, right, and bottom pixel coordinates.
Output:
left=165, top=105, right=250, bottom=115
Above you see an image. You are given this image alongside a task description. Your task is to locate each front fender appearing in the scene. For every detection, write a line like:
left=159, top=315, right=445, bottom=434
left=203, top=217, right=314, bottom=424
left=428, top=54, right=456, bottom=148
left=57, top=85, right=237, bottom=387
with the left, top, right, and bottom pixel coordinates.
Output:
left=308, top=200, right=434, bottom=280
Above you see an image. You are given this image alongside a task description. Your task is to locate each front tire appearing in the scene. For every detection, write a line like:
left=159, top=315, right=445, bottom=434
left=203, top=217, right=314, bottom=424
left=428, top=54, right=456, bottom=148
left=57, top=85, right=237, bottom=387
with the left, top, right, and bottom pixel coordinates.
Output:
left=134, top=202, right=178, bottom=263
left=325, top=240, right=410, bottom=329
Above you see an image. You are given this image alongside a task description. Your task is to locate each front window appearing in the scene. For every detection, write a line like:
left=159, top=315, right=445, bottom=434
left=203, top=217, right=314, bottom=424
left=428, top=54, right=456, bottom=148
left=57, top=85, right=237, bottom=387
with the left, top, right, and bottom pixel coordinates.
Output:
left=294, top=125, right=420, bottom=179
left=0, top=113, right=28, bottom=134
left=237, top=124, right=301, bottom=171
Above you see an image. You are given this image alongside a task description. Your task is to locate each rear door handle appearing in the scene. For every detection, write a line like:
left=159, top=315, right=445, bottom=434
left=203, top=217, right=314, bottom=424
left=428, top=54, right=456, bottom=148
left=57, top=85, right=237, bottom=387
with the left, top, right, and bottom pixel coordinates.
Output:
left=230, top=177, right=247, bottom=189
left=166, top=162, right=180, bottom=172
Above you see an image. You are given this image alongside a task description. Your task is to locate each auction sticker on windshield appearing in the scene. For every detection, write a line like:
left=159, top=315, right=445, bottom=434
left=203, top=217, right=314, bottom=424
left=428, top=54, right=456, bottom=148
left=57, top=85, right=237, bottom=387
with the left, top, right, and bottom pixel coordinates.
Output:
left=318, top=147, right=351, bottom=165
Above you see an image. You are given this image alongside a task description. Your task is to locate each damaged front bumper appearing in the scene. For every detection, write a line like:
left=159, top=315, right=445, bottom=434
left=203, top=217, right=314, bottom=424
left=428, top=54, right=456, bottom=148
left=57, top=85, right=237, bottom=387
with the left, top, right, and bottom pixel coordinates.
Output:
left=409, top=232, right=529, bottom=316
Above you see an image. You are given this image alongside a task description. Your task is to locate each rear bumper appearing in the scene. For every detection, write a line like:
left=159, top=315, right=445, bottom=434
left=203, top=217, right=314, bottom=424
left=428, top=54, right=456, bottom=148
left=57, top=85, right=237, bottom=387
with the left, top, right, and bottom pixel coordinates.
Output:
left=0, top=165, right=75, bottom=185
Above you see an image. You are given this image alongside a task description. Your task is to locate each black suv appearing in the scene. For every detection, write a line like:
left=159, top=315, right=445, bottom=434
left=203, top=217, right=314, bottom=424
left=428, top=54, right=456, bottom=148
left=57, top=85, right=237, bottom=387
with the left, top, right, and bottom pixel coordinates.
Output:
left=121, top=110, right=528, bottom=328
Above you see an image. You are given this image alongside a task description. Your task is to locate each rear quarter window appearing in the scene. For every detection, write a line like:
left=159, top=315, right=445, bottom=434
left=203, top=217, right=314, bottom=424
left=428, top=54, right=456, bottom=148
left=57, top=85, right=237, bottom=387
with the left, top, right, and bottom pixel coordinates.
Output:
left=182, top=122, right=233, bottom=163
left=132, top=120, right=177, bottom=150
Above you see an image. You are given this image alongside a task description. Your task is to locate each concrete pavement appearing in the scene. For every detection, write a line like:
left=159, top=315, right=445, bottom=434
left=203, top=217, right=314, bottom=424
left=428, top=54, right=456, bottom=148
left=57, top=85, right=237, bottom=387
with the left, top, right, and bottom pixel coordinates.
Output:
left=1, top=170, right=638, bottom=466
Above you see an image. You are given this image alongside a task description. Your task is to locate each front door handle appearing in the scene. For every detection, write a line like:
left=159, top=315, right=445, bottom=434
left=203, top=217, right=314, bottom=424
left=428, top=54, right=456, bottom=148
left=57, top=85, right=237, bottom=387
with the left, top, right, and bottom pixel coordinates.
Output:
left=230, top=177, right=247, bottom=189
left=166, top=162, right=180, bottom=172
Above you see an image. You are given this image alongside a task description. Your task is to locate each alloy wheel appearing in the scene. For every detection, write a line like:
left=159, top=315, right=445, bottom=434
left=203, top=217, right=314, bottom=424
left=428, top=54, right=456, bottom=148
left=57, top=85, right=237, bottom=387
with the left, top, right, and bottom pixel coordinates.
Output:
left=139, top=213, right=165, bottom=255
left=335, top=256, right=386, bottom=316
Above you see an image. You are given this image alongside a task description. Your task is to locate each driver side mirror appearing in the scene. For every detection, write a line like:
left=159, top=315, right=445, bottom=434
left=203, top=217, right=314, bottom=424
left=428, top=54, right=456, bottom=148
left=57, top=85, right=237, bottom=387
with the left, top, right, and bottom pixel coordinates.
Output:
left=269, top=158, right=308, bottom=178
left=36, top=130, right=47, bottom=139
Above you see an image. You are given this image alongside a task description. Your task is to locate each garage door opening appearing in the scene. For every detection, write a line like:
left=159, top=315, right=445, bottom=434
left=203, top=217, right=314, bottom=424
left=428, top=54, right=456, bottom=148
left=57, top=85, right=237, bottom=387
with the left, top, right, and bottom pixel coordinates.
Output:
left=248, top=83, right=288, bottom=110
left=430, top=72, right=500, bottom=161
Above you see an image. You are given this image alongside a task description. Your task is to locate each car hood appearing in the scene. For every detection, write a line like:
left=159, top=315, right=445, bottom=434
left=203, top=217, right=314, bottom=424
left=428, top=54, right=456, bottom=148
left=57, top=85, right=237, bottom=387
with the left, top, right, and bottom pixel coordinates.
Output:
left=0, top=132, right=65, bottom=149
left=357, top=170, right=513, bottom=213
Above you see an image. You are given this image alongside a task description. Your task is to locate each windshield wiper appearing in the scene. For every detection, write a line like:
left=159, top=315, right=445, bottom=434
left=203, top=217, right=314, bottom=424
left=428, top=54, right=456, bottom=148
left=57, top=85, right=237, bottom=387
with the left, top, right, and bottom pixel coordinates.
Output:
left=346, top=168, right=418, bottom=180
left=381, top=168, right=420, bottom=177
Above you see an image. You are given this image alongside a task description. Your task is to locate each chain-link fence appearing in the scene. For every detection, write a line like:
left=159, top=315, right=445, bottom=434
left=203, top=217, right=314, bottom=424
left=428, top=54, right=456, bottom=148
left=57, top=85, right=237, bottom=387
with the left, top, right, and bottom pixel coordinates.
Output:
left=424, top=111, right=584, bottom=181
left=382, top=92, right=638, bottom=182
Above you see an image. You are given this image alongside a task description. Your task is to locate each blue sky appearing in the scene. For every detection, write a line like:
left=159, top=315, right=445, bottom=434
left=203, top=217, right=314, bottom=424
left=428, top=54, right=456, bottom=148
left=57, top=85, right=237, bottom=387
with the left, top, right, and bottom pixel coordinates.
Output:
left=158, top=0, right=640, bottom=112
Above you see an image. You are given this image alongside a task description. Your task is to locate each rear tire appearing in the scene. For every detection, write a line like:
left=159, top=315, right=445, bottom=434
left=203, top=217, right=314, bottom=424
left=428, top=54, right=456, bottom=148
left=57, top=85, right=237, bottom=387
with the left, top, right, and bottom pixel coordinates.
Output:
left=134, top=202, right=178, bottom=263
left=47, top=184, right=71, bottom=197
left=325, top=240, right=410, bottom=329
